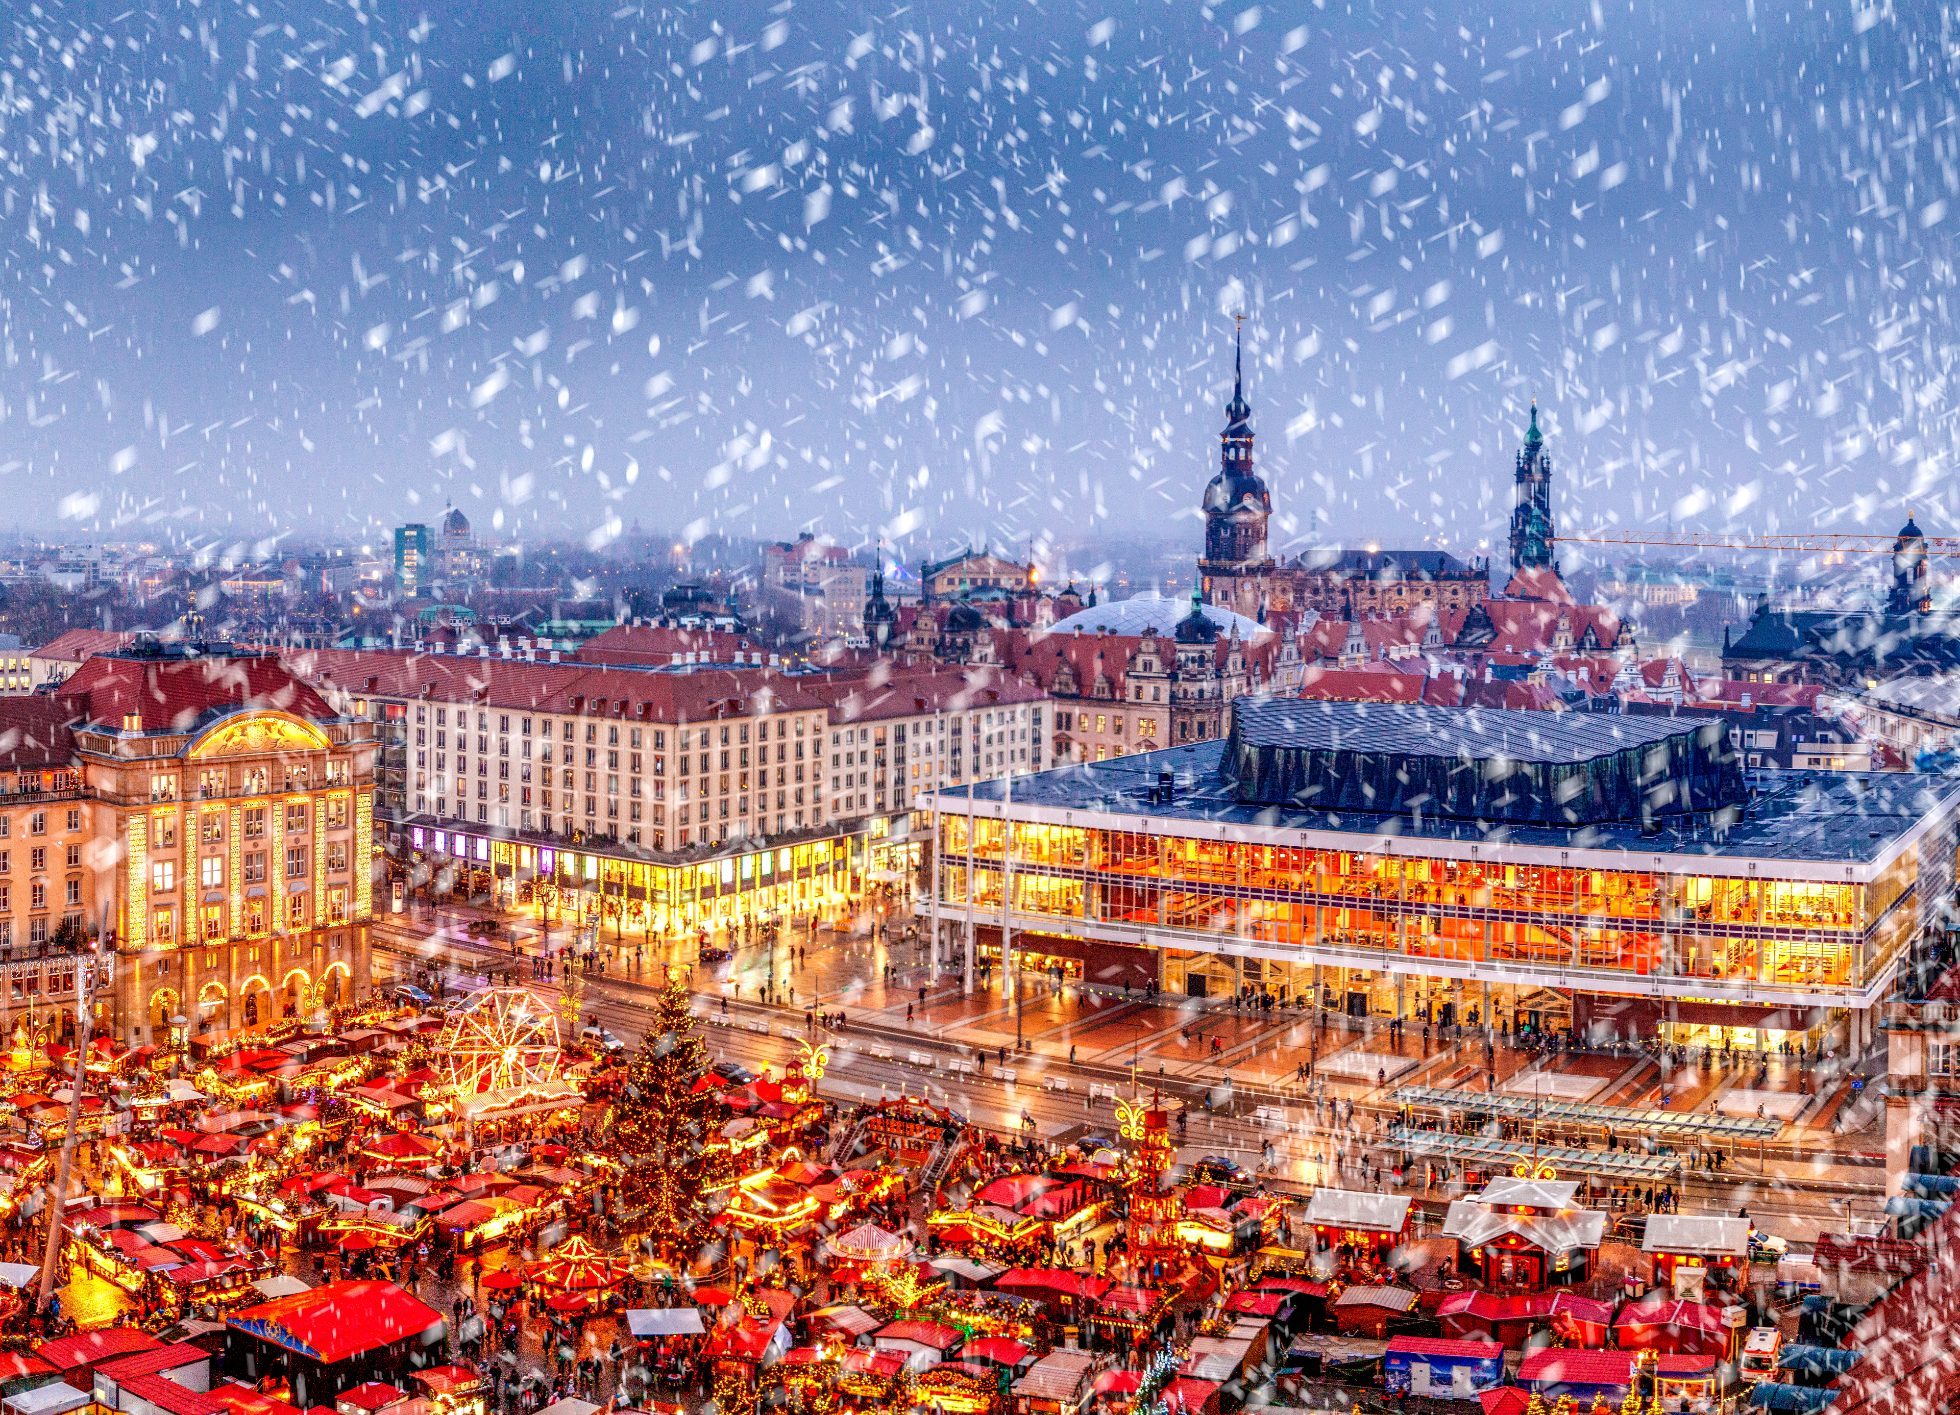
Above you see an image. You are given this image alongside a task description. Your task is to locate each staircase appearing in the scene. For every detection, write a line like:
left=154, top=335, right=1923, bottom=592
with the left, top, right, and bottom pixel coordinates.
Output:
left=921, top=1137, right=967, bottom=1193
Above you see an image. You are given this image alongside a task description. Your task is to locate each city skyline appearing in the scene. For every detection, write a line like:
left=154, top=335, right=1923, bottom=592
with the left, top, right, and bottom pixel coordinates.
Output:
left=2, top=0, right=1952, bottom=556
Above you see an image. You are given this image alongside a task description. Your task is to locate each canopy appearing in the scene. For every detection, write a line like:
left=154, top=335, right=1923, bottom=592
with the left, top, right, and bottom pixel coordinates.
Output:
left=627, top=1309, right=706, bottom=1338
left=526, top=1235, right=629, bottom=1293
left=826, top=1223, right=913, bottom=1264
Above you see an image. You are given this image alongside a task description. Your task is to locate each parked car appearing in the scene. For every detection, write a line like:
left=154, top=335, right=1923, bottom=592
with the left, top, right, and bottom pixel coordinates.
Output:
left=580, top=1025, right=626, bottom=1053
left=711, top=1060, right=757, bottom=1085
left=391, top=983, right=434, bottom=1008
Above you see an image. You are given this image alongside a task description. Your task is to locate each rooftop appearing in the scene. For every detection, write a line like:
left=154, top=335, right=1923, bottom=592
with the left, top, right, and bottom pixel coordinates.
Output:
left=1222, top=700, right=1745, bottom=826
left=941, top=734, right=1960, bottom=865
left=1228, top=698, right=1697, bottom=765
left=1045, top=592, right=1271, bottom=642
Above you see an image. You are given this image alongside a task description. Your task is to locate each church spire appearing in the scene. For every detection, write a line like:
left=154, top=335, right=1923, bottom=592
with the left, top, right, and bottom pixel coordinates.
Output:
left=1224, top=312, right=1251, bottom=432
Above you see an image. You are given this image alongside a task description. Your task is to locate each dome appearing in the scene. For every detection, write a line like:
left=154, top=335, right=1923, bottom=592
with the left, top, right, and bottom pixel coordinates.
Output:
left=1045, top=591, right=1272, bottom=641
left=944, top=602, right=988, bottom=632
left=442, top=506, right=471, bottom=538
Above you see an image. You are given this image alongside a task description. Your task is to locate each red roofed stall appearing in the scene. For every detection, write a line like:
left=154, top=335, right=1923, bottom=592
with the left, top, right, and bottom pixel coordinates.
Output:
left=223, top=1280, right=445, bottom=1408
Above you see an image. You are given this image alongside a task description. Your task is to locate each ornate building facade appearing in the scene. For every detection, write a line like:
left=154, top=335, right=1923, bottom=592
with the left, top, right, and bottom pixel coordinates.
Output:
left=42, top=645, right=378, bottom=1045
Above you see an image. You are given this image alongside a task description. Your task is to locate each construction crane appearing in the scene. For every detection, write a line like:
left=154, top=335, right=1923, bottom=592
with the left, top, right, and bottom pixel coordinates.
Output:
left=1553, top=530, right=1960, bottom=556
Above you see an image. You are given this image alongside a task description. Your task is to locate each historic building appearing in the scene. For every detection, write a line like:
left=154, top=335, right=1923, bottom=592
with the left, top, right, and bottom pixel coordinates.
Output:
left=1196, top=330, right=1490, bottom=620
left=1509, top=401, right=1557, bottom=576
left=920, top=548, right=1034, bottom=604
left=1723, top=515, right=1960, bottom=686
left=292, top=642, right=1050, bottom=941
left=986, top=592, right=1305, bottom=764
left=0, top=643, right=379, bottom=1048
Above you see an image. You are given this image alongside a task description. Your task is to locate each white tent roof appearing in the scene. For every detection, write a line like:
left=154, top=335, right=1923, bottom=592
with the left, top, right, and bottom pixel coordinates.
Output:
left=627, top=1308, right=706, bottom=1337
left=5, top=1386, right=89, bottom=1415
left=1642, top=1214, right=1751, bottom=1257
left=250, top=1274, right=311, bottom=1299
left=1304, top=1188, right=1412, bottom=1233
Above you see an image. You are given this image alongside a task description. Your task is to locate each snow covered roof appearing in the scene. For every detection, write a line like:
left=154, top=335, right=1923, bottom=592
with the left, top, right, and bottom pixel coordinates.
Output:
left=1045, top=591, right=1273, bottom=641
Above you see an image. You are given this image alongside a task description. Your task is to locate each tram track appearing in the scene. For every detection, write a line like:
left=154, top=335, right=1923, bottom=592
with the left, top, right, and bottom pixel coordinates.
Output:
left=369, top=925, right=1880, bottom=1242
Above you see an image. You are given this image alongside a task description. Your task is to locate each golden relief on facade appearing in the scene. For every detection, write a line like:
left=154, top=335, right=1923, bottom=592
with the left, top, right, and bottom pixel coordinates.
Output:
left=185, top=713, right=331, bottom=759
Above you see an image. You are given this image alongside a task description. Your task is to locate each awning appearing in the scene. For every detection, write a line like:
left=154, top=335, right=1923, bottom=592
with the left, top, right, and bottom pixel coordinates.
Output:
left=626, top=1309, right=706, bottom=1338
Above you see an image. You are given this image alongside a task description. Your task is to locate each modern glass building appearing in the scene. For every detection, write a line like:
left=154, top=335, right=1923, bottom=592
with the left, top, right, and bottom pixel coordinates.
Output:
left=923, top=701, right=1960, bottom=1052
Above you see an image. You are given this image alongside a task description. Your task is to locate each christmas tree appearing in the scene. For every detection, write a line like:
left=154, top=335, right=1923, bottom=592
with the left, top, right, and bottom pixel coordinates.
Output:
left=612, top=968, right=732, bottom=1257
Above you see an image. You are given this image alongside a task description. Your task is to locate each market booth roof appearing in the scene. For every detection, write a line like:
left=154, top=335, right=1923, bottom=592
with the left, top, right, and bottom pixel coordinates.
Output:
left=228, top=1280, right=445, bottom=1366
left=525, top=1236, right=628, bottom=1293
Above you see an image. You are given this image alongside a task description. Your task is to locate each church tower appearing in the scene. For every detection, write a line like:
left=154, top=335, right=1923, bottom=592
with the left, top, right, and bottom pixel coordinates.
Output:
left=862, top=543, right=899, bottom=648
left=1889, top=514, right=1932, bottom=616
left=1198, top=317, right=1274, bottom=616
left=1508, top=401, right=1557, bottom=575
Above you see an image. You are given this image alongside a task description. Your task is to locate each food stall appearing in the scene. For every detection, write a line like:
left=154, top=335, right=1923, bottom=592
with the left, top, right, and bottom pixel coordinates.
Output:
left=1381, top=1337, right=1505, bottom=1399
left=1011, top=1352, right=1095, bottom=1415
left=1440, top=1177, right=1604, bottom=1290
left=1303, top=1189, right=1412, bottom=1256
left=1436, top=1290, right=1614, bottom=1349
left=1642, top=1214, right=1752, bottom=1297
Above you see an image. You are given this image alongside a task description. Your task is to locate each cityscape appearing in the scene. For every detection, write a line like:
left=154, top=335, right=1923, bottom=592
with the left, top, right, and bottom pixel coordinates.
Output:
left=0, top=6, right=1953, bottom=1415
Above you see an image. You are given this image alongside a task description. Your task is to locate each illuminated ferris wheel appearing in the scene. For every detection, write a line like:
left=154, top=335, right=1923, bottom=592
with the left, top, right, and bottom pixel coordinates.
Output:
left=437, top=987, right=563, bottom=1094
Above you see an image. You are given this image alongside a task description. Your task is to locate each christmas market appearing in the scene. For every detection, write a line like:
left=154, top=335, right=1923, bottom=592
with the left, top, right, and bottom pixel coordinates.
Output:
left=0, top=931, right=1892, bottom=1415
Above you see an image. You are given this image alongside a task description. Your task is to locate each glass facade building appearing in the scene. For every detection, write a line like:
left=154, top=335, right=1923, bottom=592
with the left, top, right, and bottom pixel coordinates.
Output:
left=925, top=704, right=1960, bottom=1050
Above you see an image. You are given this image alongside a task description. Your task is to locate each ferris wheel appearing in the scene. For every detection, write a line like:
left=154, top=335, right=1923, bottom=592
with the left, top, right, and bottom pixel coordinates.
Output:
left=437, top=986, right=564, bottom=1094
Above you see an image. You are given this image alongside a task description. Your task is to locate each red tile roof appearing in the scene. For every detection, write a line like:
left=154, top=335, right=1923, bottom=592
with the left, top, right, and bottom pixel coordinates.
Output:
left=0, top=697, right=79, bottom=769
left=35, top=1327, right=163, bottom=1371
left=1519, top=1349, right=1635, bottom=1387
left=802, top=665, right=1045, bottom=721
left=289, top=648, right=826, bottom=721
left=577, top=624, right=763, bottom=665
left=31, top=628, right=134, bottom=663
left=55, top=652, right=336, bottom=734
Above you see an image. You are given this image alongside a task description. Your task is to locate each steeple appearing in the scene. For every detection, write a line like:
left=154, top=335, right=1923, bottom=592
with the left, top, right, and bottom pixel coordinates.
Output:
left=863, top=538, right=898, bottom=648
left=1200, top=315, right=1271, bottom=582
left=1224, top=313, right=1251, bottom=433
left=1508, top=397, right=1557, bottom=576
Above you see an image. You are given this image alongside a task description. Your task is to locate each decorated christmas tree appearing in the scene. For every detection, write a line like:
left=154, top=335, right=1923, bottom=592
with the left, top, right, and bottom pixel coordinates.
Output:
left=612, top=968, right=732, bottom=1256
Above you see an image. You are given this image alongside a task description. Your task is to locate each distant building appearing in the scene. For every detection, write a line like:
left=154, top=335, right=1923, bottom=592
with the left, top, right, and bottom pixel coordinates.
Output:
left=392, top=524, right=432, bottom=599
left=1195, top=325, right=1489, bottom=621
left=921, top=547, right=1033, bottom=604
left=1722, top=515, right=1960, bottom=686
left=27, top=628, right=133, bottom=692
left=436, top=505, right=480, bottom=586
left=762, top=533, right=868, bottom=640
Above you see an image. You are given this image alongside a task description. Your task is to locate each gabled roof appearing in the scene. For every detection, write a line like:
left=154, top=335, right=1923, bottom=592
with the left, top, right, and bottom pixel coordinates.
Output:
left=36, top=1328, right=164, bottom=1370
left=577, top=624, right=762, bottom=666
left=289, top=647, right=825, bottom=721
left=0, top=697, right=79, bottom=769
